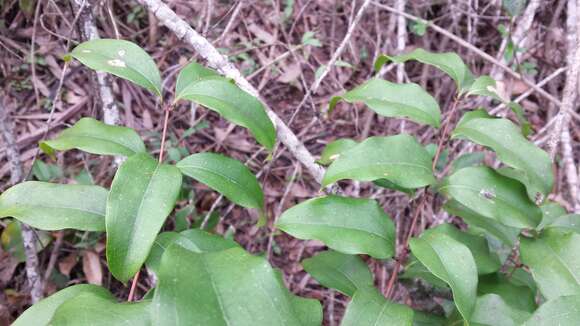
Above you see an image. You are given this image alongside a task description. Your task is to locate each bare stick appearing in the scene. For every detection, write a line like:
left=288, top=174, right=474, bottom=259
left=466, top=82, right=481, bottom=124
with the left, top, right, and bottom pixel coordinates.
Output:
left=136, top=0, right=326, bottom=184
left=267, top=164, right=299, bottom=260
left=0, top=100, right=43, bottom=303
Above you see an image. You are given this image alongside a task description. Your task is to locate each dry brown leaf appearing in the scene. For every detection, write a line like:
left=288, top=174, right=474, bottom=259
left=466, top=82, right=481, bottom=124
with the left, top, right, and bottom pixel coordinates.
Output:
left=58, top=253, right=78, bottom=277
left=247, top=23, right=276, bottom=44
left=277, top=63, right=301, bottom=84
left=82, top=251, right=102, bottom=286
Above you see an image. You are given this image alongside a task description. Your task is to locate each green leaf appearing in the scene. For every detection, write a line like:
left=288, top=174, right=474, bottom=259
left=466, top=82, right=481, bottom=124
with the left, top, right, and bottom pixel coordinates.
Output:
left=175, top=62, right=221, bottom=98
left=401, top=256, right=449, bottom=289
left=508, top=102, right=533, bottom=137
left=465, top=75, right=506, bottom=101
left=153, top=245, right=320, bottom=325
left=470, top=294, right=531, bottom=326
left=1, top=220, right=51, bottom=262
left=539, top=201, right=567, bottom=227
left=478, top=274, right=537, bottom=312
left=444, top=200, right=519, bottom=246
left=176, top=152, right=263, bottom=209
left=452, top=110, right=553, bottom=203
left=503, top=0, right=527, bottom=17
left=329, top=78, right=440, bottom=127
left=541, top=214, right=580, bottom=234
left=450, top=151, right=485, bottom=173
left=174, top=77, right=276, bottom=150
left=524, top=295, right=580, bottom=326
left=374, top=48, right=474, bottom=93
left=69, top=39, right=162, bottom=96
left=41, top=117, right=146, bottom=157
left=520, top=229, right=580, bottom=300
left=322, top=135, right=435, bottom=189
left=424, top=224, right=500, bottom=275
left=49, top=292, right=151, bottom=325
left=106, top=153, right=182, bottom=282
left=438, top=166, right=542, bottom=229
left=412, top=311, right=445, bottom=326
left=372, top=179, right=416, bottom=195
left=341, top=286, right=414, bottom=326
left=277, top=195, right=395, bottom=259
left=12, top=284, right=113, bottom=326
left=0, top=181, right=107, bottom=231
left=302, top=250, right=373, bottom=296
left=409, top=232, right=477, bottom=321
left=146, top=229, right=239, bottom=275
left=317, top=138, right=357, bottom=165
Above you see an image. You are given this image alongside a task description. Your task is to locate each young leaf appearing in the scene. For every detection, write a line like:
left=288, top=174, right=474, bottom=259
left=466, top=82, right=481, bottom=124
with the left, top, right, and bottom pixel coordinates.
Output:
left=329, top=78, right=441, bottom=127
left=12, top=284, right=113, bottom=326
left=465, top=75, right=507, bottom=101
left=374, top=48, right=474, bottom=93
left=470, top=294, right=531, bottom=326
left=176, top=152, right=263, bottom=209
left=302, top=250, right=373, bottom=296
left=520, top=229, right=580, bottom=300
left=153, top=245, right=320, bottom=325
left=174, top=78, right=276, bottom=150
left=277, top=196, right=396, bottom=259
left=106, top=153, right=182, bottom=282
left=69, top=39, right=162, bottom=97
left=452, top=110, right=553, bottom=203
left=49, top=292, right=151, bottom=325
left=409, top=232, right=478, bottom=321
left=0, top=181, right=107, bottom=231
left=524, top=295, right=580, bottom=325
left=146, top=229, right=239, bottom=275
left=322, top=135, right=435, bottom=189
left=41, top=117, right=146, bottom=157
left=317, top=138, right=358, bottom=165
left=438, top=166, right=542, bottom=229
left=341, top=286, right=414, bottom=326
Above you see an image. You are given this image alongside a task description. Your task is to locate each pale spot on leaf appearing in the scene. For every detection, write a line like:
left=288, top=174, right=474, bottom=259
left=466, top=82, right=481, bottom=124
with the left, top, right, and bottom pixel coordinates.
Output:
left=118, top=50, right=126, bottom=57
left=329, top=154, right=340, bottom=160
left=107, top=59, right=126, bottom=68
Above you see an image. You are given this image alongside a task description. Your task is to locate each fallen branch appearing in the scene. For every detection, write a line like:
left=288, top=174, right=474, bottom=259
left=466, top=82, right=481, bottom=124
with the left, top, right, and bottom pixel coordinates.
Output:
left=136, top=0, right=326, bottom=183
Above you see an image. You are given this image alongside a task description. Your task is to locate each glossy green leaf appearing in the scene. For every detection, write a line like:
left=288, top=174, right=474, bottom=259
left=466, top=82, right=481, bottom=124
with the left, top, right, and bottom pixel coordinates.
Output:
left=322, top=135, right=435, bottom=189
left=49, top=292, right=151, bottom=325
left=175, top=78, right=276, bottom=150
left=444, top=200, right=519, bottom=246
left=0, top=181, right=107, bottom=231
left=470, top=294, right=531, bottom=326
left=41, top=117, right=146, bottom=157
left=146, top=229, right=239, bottom=275
left=341, top=286, right=414, bottom=326
left=478, top=274, right=536, bottom=312
left=302, top=250, right=373, bottom=296
left=106, top=153, right=182, bottom=282
left=12, top=284, right=112, bottom=326
left=277, top=195, right=395, bottom=259
left=520, top=229, right=580, bottom=300
left=374, top=48, right=474, bottom=92
left=409, top=232, right=477, bottom=321
left=176, top=152, right=263, bottom=209
left=439, top=166, right=542, bottom=229
left=153, top=244, right=320, bottom=325
left=524, top=295, right=580, bottom=326
left=329, top=78, right=441, bottom=127
left=424, top=224, right=500, bottom=275
left=452, top=110, right=553, bottom=203
left=317, top=138, right=357, bottom=165
left=175, top=61, right=221, bottom=98
left=69, top=39, right=162, bottom=96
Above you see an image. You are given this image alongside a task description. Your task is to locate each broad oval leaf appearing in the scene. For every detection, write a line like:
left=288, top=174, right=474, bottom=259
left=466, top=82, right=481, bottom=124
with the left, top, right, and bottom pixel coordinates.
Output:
left=409, top=232, right=478, bottom=321
left=322, top=135, right=435, bottom=189
left=341, top=286, right=414, bottom=326
left=302, top=250, right=373, bottom=296
left=106, top=153, right=182, bottom=282
left=12, top=284, right=112, bottom=326
left=70, top=39, right=162, bottom=96
left=175, top=78, right=276, bottom=150
left=176, top=152, right=263, bottom=209
left=374, top=48, right=474, bottom=93
left=520, top=229, right=580, bottom=300
left=470, top=294, right=531, bottom=326
left=452, top=110, right=553, bottom=203
left=0, top=181, right=107, bottom=231
left=49, top=292, right=151, bottom=325
left=153, top=244, right=321, bottom=325
left=317, top=138, right=357, bottom=165
left=277, top=196, right=395, bottom=259
left=438, top=166, right=542, bottom=229
left=329, top=78, right=441, bottom=127
left=175, top=61, right=221, bottom=98
left=146, top=229, right=239, bottom=275
left=524, top=295, right=580, bottom=326
left=41, top=117, right=146, bottom=157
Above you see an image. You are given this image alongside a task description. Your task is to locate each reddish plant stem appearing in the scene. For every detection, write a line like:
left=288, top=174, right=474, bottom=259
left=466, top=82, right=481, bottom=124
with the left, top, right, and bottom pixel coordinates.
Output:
left=385, top=96, right=462, bottom=299
left=128, top=105, right=171, bottom=302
